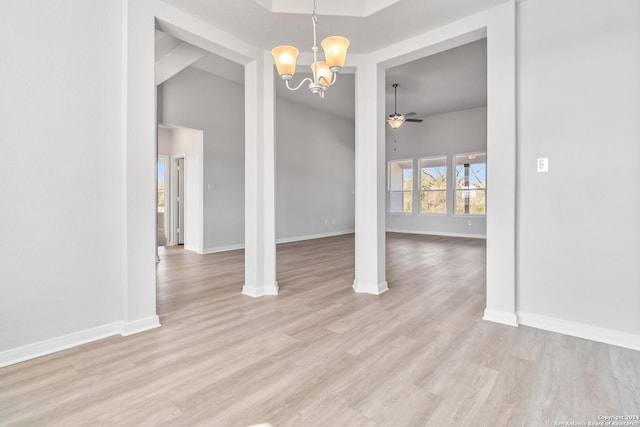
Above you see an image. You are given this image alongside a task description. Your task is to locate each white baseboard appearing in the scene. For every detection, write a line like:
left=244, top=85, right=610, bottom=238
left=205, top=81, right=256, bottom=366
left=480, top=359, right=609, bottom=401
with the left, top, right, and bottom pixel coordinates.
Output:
left=242, top=281, right=279, bottom=297
left=183, top=245, right=204, bottom=254
left=0, top=318, right=162, bottom=368
left=518, top=312, right=640, bottom=351
left=352, top=280, right=389, bottom=295
left=202, top=244, right=245, bottom=254
left=483, top=308, right=518, bottom=327
left=121, top=315, right=161, bottom=337
left=191, top=231, right=356, bottom=256
left=386, top=228, right=486, bottom=239
left=276, top=230, right=355, bottom=244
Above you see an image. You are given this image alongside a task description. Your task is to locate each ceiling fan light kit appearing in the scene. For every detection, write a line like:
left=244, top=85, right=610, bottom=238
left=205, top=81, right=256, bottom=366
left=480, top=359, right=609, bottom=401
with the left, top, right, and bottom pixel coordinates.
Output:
left=387, top=114, right=405, bottom=129
left=271, top=0, right=350, bottom=98
left=387, top=83, right=423, bottom=129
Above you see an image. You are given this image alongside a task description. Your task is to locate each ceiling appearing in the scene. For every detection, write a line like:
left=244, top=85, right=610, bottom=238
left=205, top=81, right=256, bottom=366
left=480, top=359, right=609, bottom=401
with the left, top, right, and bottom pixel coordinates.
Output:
left=385, top=38, right=486, bottom=119
left=157, top=0, right=492, bottom=121
left=160, top=0, right=507, bottom=54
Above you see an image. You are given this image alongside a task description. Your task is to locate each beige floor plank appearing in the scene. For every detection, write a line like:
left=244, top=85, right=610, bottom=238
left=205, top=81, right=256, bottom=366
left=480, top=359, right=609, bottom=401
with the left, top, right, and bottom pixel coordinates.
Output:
left=1, top=233, right=638, bottom=426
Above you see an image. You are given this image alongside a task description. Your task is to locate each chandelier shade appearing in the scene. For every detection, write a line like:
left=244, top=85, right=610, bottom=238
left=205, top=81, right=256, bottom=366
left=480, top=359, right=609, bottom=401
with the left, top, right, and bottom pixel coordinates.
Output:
left=271, top=45, right=299, bottom=79
left=321, top=36, right=350, bottom=70
left=311, top=61, right=333, bottom=87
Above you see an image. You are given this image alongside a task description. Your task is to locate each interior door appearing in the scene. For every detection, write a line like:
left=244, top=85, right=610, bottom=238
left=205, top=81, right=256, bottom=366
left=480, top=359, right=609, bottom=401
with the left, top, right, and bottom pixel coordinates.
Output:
left=177, top=157, right=185, bottom=245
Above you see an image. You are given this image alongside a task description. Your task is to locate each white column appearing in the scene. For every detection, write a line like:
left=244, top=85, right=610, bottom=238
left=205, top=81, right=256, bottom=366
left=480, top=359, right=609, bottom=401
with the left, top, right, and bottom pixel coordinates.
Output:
left=483, top=1, right=517, bottom=326
left=353, top=60, right=388, bottom=295
left=122, top=0, right=161, bottom=334
left=242, top=52, right=278, bottom=297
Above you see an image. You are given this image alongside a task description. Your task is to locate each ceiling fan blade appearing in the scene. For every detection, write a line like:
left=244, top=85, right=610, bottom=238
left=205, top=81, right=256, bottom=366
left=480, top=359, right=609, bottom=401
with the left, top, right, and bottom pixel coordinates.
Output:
left=403, top=112, right=417, bottom=117
left=405, top=118, right=423, bottom=122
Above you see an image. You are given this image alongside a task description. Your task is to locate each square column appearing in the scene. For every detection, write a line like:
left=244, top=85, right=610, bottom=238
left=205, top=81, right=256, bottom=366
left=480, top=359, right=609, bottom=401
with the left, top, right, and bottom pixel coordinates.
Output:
left=242, top=53, right=278, bottom=297
left=483, top=1, right=517, bottom=326
left=122, top=0, right=161, bottom=334
left=353, top=61, right=388, bottom=295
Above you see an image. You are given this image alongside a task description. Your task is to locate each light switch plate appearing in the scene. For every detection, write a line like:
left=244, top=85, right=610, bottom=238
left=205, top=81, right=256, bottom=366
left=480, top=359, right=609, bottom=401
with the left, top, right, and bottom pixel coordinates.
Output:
left=537, top=157, right=549, bottom=173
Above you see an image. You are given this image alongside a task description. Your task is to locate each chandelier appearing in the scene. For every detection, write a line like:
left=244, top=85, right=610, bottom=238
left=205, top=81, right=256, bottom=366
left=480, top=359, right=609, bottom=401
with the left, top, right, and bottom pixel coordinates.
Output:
left=271, top=0, right=350, bottom=98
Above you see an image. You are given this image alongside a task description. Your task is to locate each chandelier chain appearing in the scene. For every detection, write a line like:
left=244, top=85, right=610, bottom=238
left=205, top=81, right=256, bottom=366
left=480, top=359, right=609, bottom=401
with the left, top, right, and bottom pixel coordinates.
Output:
left=311, top=0, right=319, bottom=82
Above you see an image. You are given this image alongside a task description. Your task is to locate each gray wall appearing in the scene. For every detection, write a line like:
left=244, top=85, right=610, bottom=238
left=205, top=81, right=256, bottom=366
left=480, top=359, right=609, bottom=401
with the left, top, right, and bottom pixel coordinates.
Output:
left=275, top=97, right=355, bottom=241
left=0, top=0, right=124, bottom=351
left=385, top=106, right=487, bottom=237
left=160, top=66, right=356, bottom=249
left=517, top=0, right=640, bottom=334
left=160, top=67, right=245, bottom=251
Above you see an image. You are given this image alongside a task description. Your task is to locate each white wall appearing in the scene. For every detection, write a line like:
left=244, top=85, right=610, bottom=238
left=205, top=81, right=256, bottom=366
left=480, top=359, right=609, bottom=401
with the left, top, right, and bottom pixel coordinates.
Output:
left=0, top=1, right=124, bottom=351
left=517, top=0, right=640, bottom=338
left=385, top=106, right=487, bottom=237
left=275, top=97, right=356, bottom=241
left=158, top=127, right=172, bottom=156
left=159, top=67, right=245, bottom=252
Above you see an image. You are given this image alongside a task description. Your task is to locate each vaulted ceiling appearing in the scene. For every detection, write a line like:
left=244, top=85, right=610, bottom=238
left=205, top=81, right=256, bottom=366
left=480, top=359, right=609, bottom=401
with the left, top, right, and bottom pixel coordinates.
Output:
left=156, top=0, right=496, bottom=121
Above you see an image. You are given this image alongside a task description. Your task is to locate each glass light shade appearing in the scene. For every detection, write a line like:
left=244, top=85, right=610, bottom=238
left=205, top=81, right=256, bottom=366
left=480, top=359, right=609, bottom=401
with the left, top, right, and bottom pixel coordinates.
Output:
left=321, top=36, right=350, bottom=69
left=311, top=61, right=333, bottom=87
left=387, top=116, right=405, bottom=129
left=271, top=45, right=299, bottom=78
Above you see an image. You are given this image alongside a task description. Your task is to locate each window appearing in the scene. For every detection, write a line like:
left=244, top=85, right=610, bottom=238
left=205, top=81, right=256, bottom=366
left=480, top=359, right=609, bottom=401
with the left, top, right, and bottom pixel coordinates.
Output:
left=455, top=153, right=486, bottom=215
left=419, top=156, right=447, bottom=214
left=388, top=159, right=413, bottom=213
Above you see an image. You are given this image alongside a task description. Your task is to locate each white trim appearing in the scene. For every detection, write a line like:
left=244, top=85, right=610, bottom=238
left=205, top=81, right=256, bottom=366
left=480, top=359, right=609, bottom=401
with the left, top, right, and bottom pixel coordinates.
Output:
left=0, top=319, right=160, bottom=368
left=241, top=282, right=279, bottom=297
left=183, top=244, right=204, bottom=254
left=276, top=230, right=355, bottom=244
left=198, top=231, right=356, bottom=254
left=386, top=228, right=486, bottom=239
left=386, top=212, right=413, bottom=216
left=483, top=308, right=518, bottom=327
left=170, top=153, right=185, bottom=247
left=518, top=312, right=640, bottom=351
left=202, top=244, right=245, bottom=254
left=352, top=280, right=389, bottom=295
left=121, top=315, right=161, bottom=337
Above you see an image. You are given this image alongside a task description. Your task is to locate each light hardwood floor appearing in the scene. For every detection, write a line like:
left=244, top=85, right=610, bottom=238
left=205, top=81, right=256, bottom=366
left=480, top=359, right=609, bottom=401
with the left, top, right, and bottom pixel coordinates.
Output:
left=1, top=233, right=639, bottom=426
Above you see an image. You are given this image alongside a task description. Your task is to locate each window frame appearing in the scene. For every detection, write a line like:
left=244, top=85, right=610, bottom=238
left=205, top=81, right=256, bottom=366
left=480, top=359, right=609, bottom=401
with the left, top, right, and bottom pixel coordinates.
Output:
left=387, top=158, right=415, bottom=215
left=454, top=152, right=487, bottom=217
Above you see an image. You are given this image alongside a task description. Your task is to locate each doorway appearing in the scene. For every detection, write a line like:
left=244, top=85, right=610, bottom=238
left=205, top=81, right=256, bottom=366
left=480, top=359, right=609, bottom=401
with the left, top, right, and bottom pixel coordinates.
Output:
left=157, top=125, right=204, bottom=251
left=174, top=156, right=185, bottom=246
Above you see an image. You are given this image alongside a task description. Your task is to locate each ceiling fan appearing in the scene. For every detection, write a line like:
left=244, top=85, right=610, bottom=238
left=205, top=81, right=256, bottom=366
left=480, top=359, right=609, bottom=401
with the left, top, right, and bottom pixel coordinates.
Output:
left=387, top=83, right=423, bottom=129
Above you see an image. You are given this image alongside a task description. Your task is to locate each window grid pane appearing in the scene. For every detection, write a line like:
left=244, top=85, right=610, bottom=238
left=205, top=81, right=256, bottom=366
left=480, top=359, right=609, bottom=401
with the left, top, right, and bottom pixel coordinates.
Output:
left=420, top=156, right=447, bottom=214
left=455, top=153, right=486, bottom=215
left=455, top=189, right=486, bottom=215
left=389, top=160, right=414, bottom=213
left=420, top=189, right=446, bottom=214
